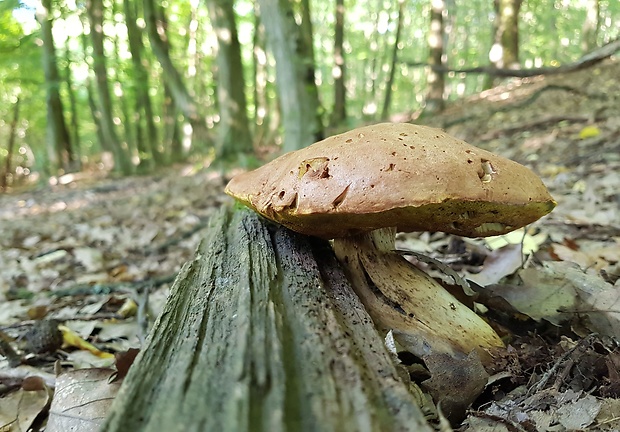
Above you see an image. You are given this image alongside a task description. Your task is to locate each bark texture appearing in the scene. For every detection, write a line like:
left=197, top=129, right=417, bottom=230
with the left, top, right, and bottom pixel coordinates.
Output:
left=38, top=0, right=78, bottom=173
left=424, top=0, right=446, bottom=114
left=86, top=0, right=132, bottom=173
left=102, top=206, right=432, bottom=432
left=257, top=0, right=323, bottom=152
left=206, top=0, right=253, bottom=159
left=330, top=0, right=346, bottom=125
left=143, top=0, right=210, bottom=148
left=124, top=0, right=162, bottom=168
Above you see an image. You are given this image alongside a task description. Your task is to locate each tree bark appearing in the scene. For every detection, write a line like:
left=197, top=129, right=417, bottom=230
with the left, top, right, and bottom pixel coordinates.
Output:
left=124, top=0, right=162, bottom=169
left=252, top=6, right=271, bottom=146
left=86, top=0, right=133, bottom=174
left=491, top=0, right=522, bottom=69
left=257, top=0, right=324, bottom=152
left=424, top=0, right=446, bottom=114
left=37, top=0, right=78, bottom=174
left=330, top=0, right=346, bottom=126
left=143, top=0, right=210, bottom=149
left=381, top=0, right=405, bottom=119
left=101, top=207, right=432, bottom=432
left=63, top=41, right=81, bottom=168
left=581, top=0, right=600, bottom=52
left=1, top=98, right=20, bottom=191
left=205, top=0, right=254, bottom=159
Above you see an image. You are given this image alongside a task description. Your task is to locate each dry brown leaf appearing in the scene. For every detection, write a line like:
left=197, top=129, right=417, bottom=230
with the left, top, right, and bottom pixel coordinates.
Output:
left=0, top=382, right=51, bottom=432
left=485, top=261, right=620, bottom=338
left=466, top=244, right=523, bottom=286
left=422, top=351, right=489, bottom=422
left=46, top=369, right=122, bottom=432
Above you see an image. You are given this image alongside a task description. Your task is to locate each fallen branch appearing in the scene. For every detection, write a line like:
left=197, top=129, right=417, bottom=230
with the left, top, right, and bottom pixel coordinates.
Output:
left=404, top=38, right=620, bottom=78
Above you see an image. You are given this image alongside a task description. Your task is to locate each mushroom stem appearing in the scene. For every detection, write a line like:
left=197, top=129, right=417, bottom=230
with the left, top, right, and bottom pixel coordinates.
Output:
left=332, top=228, right=503, bottom=362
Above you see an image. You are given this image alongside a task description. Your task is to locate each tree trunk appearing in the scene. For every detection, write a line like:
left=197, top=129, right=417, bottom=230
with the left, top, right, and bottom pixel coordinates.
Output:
left=257, top=0, right=323, bottom=152
left=381, top=0, right=405, bottom=120
left=581, top=0, right=600, bottom=52
left=330, top=0, right=346, bottom=126
left=424, top=0, right=446, bottom=114
left=111, top=2, right=135, bottom=169
left=297, top=0, right=323, bottom=140
left=163, top=83, right=183, bottom=164
left=124, top=0, right=162, bottom=170
left=1, top=98, right=20, bottom=191
left=86, top=0, right=133, bottom=174
left=495, top=0, right=522, bottom=69
left=205, top=0, right=253, bottom=159
left=362, top=0, right=385, bottom=119
left=143, top=0, right=210, bottom=149
left=252, top=6, right=270, bottom=146
left=37, top=0, right=78, bottom=174
left=63, top=40, right=81, bottom=169
left=101, top=207, right=433, bottom=432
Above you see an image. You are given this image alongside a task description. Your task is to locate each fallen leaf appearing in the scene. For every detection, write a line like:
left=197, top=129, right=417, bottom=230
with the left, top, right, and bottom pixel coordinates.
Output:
left=557, top=393, right=600, bottom=430
left=59, top=325, right=115, bottom=359
left=73, top=247, right=104, bottom=272
left=486, top=261, right=620, bottom=338
left=486, top=267, right=575, bottom=326
left=578, top=125, right=600, bottom=139
left=596, top=398, right=620, bottom=429
left=483, top=228, right=548, bottom=254
left=422, top=351, right=489, bottom=422
left=466, top=244, right=523, bottom=286
left=46, top=369, right=122, bottom=432
left=0, top=381, right=51, bottom=432
left=113, top=348, right=140, bottom=380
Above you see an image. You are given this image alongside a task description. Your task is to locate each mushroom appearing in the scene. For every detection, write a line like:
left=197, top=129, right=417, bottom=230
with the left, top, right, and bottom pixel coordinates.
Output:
left=225, top=123, right=556, bottom=362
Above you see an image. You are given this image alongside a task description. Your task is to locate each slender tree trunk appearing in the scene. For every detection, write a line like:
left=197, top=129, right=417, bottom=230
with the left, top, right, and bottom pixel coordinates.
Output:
left=37, top=0, right=78, bottom=174
left=298, top=0, right=323, bottom=140
left=424, top=0, right=446, bottom=114
left=78, top=28, right=107, bottom=158
left=124, top=0, right=162, bottom=169
left=581, top=0, right=600, bottom=52
left=205, top=0, right=253, bottom=159
left=493, top=0, right=522, bottom=69
left=164, top=84, right=183, bottom=163
left=143, top=0, right=210, bottom=149
left=1, top=98, right=20, bottom=191
left=257, top=0, right=323, bottom=152
left=111, top=2, right=135, bottom=169
left=252, top=6, right=270, bottom=146
left=363, top=0, right=386, bottom=119
left=330, top=0, right=346, bottom=126
left=64, top=40, right=81, bottom=168
left=86, top=0, right=132, bottom=174
left=381, top=0, right=405, bottom=120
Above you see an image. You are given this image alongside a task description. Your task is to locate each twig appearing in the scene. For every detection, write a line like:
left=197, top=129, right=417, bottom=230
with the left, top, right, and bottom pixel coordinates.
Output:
left=51, top=272, right=177, bottom=298
left=528, top=334, right=595, bottom=396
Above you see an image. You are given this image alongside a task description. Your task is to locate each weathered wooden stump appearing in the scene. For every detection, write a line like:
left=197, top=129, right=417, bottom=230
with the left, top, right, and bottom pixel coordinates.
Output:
left=101, top=206, right=431, bottom=432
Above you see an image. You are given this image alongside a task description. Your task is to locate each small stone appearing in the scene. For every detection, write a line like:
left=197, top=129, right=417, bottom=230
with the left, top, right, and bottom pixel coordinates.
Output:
left=24, top=319, right=63, bottom=354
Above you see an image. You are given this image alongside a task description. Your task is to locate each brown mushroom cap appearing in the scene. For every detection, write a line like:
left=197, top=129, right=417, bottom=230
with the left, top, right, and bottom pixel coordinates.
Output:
left=225, top=123, right=556, bottom=239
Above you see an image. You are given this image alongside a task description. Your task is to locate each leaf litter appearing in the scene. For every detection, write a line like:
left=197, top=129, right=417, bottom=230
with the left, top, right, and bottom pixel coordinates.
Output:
left=1, top=62, right=620, bottom=430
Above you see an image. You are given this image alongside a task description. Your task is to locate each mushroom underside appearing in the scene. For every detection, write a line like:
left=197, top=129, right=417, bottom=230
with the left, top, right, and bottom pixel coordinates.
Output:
left=261, top=199, right=555, bottom=239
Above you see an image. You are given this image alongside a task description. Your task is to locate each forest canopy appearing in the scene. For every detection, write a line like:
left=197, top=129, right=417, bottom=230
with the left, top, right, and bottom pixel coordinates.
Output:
left=0, top=0, right=618, bottom=185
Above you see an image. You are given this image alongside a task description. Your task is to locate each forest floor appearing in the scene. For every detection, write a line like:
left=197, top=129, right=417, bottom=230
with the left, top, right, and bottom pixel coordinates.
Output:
left=1, top=59, right=619, bottom=431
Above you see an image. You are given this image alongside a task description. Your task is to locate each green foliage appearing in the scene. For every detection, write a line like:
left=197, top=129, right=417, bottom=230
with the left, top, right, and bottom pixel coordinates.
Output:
left=0, top=3, right=46, bottom=178
left=1, top=0, right=619, bottom=178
